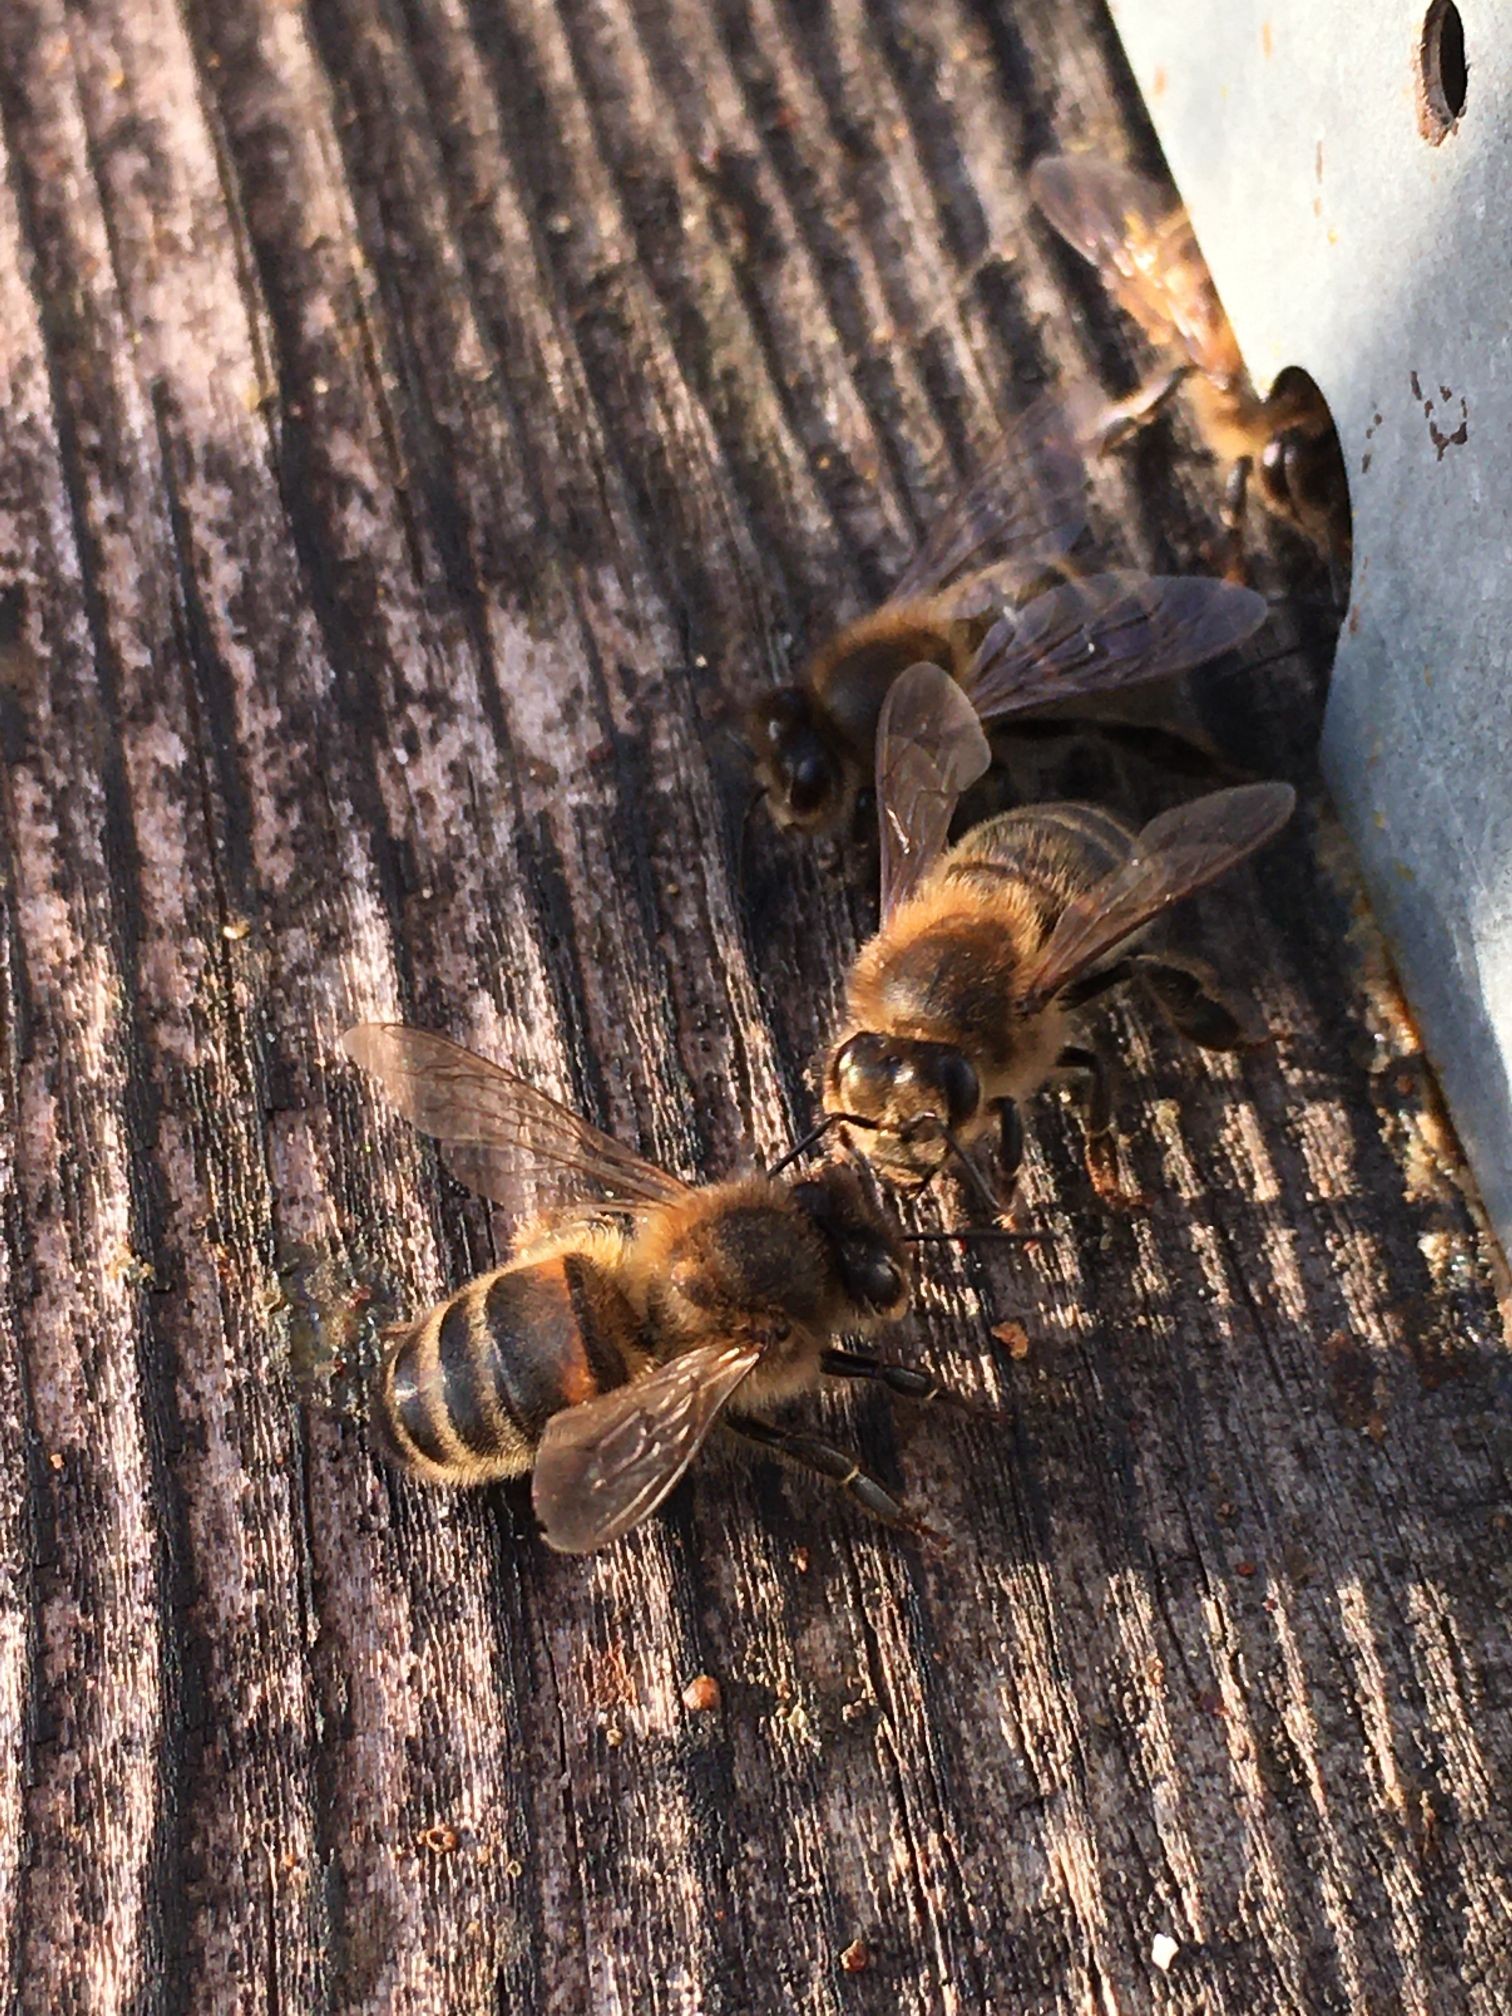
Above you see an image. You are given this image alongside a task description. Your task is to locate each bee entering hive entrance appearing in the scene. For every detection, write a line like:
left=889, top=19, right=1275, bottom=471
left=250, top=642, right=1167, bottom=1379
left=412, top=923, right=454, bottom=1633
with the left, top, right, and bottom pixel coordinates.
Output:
left=1252, top=364, right=1353, bottom=586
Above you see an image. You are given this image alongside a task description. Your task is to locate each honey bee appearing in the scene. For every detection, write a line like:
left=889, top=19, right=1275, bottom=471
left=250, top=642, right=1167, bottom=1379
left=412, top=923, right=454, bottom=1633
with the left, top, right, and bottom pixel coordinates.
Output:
left=341, top=1024, right=1001, bottom=1552
left=817, top=665, right=1295, bottom=1208
left=1029, top=154, right=1351, bottom=575
left=746, top=390, right=1270, bottom=839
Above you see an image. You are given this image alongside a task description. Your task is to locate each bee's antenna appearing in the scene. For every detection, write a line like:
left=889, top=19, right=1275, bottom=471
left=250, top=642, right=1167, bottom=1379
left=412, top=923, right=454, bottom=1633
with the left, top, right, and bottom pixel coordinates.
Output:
left=765, top=1114, right=844, bottom=1180
left=1325, top=548, right=1351, bottom=614
left=899, top=1227, right=1039, bottom=1245
left=1261, top=588, right=1348, bottom=619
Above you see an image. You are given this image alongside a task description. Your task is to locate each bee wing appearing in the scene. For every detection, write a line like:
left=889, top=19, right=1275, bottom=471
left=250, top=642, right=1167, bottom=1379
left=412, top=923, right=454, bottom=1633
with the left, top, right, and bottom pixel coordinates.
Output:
left=1029, top=154, right=1243, bottom=383
left=887, top=391, right=1089, bottom=605
left=876, top=662, right=993, bottom=922
left=340, top=1024, right=692, bottom=1212
left=1021, top=782, right=1296, bottom=1006
left=964, top=572, right=1267, bottom=723
left=532, top=1340, right=764, bottom=1553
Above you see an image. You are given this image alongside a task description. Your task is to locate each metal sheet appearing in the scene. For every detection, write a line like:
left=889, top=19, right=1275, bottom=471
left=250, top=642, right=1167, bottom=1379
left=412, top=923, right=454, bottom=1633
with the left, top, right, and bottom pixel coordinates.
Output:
left=1107, top=0, right=1512, bottom=1243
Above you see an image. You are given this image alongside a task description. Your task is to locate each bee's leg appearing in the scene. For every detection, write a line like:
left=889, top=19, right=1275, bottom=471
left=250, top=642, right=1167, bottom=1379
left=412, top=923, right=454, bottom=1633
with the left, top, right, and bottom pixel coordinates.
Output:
left=726, top=1419, right=944, bottom=1543
left=1133, top=952, right=1266, bottom=1050
left=1093, top=366, right=1191, bottom=453
left=821, top=1347, right=1009, bottom=1423
left=1055, top=957, right=1134, bottom=1013
left=1069, top=719, right=1255, bottom=788
left=1218, top=457, right=1253, bottom=583
left=993, top=1098, right=1025, bottom=1212
left=1054, top=1042, right=1143, bottom=1209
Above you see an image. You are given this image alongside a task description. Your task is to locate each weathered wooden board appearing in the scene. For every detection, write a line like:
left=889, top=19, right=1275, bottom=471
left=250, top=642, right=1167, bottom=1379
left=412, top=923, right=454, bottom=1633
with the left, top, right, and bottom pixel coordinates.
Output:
left=0, top=0, right=1506, bottom=2010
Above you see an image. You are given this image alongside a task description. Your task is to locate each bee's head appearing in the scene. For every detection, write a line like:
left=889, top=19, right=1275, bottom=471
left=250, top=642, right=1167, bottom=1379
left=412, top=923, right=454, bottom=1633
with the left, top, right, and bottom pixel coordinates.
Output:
left=823, top=1031, right=982, bottom=1189
left=745, top=688, right=850, bottom=834
left=787, top=1162, right=911, bottom=1324
left=1256, top=370, right=1352, bottom=563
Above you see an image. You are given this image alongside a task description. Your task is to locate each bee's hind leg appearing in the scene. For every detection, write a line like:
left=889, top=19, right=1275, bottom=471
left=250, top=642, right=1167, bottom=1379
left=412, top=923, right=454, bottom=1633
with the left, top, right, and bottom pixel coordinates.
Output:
left=1133, top=952, right=1267, bottom=1050
left=1093, top=366, right=1192, bottom=453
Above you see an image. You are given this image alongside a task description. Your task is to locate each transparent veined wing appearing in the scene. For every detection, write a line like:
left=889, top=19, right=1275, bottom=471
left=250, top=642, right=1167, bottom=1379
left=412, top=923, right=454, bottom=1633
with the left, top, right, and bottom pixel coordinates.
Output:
left=964, top=572, right=1267, bottom=723
left=532, top=1341, right=763, bottom=1553
left=887, top=391, right=1089, bottom=604
left=1020, top=782, right=1296, bottom=1006
left=341, top=1024, right=691, bottom=1213
left=1029, top=154, right=1243, bottom=382
left=875, top=663, right=992, bottom=922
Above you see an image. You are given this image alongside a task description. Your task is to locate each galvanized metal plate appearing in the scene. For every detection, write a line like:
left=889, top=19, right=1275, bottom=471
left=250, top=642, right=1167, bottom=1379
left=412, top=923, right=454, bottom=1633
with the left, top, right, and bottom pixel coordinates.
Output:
left=1108, top=0, right=1512, bottom=1245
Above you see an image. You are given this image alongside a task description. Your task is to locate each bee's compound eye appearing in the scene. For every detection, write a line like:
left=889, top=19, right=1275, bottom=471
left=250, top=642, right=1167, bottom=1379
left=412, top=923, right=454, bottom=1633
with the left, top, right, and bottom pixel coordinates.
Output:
left=776, top=732, right=841, bottom=818
left=863, top=1257, right=905, bottom=1310
left=937, top=1051, right=981, bottom=1128
left=835, top=1033, right=894, bottom=1100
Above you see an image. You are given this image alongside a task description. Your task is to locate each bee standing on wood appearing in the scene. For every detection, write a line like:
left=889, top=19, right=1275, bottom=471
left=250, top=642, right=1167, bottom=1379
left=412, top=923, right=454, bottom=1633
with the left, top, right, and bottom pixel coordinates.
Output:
left=342, top=1026, right=1007, bottom=1553
left=1029, top=153, right=1351, bottom=577
left=811, top=666, right=1294, bottom=1210
left=745, top=390, right=1273, bottom=841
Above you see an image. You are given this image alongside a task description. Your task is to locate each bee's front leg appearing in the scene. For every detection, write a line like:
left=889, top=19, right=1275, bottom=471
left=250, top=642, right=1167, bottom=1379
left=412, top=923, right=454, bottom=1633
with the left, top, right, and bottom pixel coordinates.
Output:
left=988, top=1098, right=1029, bottom=1223
left=1054, top=1042, right=1145, bottom=1211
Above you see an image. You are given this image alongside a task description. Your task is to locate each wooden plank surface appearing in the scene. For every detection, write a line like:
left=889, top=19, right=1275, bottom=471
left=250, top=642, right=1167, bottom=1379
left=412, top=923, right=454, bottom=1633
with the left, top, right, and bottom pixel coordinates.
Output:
left=0, top=0, right=1507, bottom=2009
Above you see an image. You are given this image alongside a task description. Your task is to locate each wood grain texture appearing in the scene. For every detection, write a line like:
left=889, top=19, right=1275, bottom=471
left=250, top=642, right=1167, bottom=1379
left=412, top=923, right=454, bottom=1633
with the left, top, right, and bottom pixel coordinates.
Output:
left=0, top=0, right=1506, bottom=2010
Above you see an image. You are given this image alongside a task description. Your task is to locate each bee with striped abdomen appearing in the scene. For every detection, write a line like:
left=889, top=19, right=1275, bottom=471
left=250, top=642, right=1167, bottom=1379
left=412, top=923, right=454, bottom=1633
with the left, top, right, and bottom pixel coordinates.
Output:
left=745, top=387, right=1270, bottom=840
left=814, top=665, right=1295, bottom=1210
left=341, top=1025, right=1001, bottom=1553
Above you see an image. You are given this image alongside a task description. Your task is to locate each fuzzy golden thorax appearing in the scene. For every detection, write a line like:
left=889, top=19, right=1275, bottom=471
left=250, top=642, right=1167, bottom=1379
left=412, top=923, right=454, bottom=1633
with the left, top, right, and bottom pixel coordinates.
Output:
left=628, top=1168, right=910, bottom=1406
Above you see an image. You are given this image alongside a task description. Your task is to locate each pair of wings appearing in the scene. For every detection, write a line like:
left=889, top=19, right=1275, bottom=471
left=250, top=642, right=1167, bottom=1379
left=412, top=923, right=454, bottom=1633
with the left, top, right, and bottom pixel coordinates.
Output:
left=1029, top=153, right=1245, bottom=385
left=874, top=555, right=1280, bottom=929
left=873, top=665, right=1294, bottom=1001
left=876, top=153, right=1243, bottom=635
left=342, top=1025, right=763, bottom=1554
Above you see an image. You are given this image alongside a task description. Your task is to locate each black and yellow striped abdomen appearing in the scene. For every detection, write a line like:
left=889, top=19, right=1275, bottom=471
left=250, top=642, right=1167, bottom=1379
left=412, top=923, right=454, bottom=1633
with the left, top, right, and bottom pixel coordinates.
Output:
left=372, top=1252, right=640, bottom=1486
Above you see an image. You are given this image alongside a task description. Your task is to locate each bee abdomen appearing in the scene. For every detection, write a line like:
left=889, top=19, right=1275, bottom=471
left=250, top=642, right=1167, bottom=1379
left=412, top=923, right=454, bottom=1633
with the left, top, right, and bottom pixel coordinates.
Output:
left=947, top=802, right=1136, bottom=919
left=372, top=1254, right=637, bottom=1487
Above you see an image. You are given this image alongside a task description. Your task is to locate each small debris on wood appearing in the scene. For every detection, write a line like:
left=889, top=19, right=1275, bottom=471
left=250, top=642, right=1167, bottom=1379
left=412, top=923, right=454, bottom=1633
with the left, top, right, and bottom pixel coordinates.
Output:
left=839, top=1939, right=869, bottom=1973
left=1151, top=1932, right=1179, bottom=1972
left=416, top=1823, right=459, bottom=1856
left=992, top=1319, right=1031, bottom=1360
left=681, top=1674, right=721, bottom=1713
